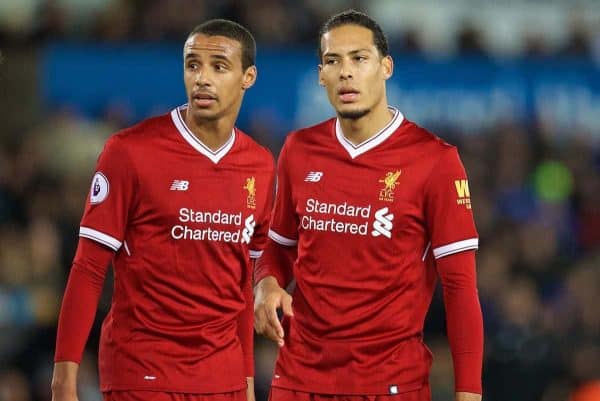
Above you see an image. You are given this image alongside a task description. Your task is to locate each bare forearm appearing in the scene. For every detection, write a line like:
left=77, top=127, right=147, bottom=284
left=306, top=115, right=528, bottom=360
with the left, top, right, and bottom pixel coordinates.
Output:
left=456, top=391, right=482, bottom=401
left=51, top=361, right=79, bottom=397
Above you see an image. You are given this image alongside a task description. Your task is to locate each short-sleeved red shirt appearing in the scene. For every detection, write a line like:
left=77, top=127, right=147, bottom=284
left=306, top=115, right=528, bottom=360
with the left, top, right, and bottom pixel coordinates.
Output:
left=79, top=105, right=275, bottom=393
left=266, top=108, right=478, bottom=395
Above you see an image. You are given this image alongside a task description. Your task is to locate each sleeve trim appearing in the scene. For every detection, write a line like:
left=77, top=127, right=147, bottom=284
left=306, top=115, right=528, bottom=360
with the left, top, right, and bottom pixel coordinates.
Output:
left=433, top=238, right=478, bottom=259
left=268, top=229, right=297, bottom=246
left=249, top=250, right=263, bottom=259
left=422, top=241, right=431, bottom=261
left=79, top=226, right=122, bottom=251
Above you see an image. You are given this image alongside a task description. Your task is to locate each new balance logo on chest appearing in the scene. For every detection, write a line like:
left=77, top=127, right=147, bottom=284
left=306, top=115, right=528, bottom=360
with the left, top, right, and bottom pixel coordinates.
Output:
left=170, top=180, right=189, bottom=191
left=305, top=171, right=323, bottom=182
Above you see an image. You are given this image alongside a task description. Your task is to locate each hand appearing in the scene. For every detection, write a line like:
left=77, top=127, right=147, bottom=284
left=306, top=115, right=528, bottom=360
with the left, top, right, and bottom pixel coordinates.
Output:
left=245, top=377, right=255, bottom=401
left=254, top=276, right=293, bottom=346
left=456, top=392, right=482, bottom=401
left=51, top=361, right=79, bottom=401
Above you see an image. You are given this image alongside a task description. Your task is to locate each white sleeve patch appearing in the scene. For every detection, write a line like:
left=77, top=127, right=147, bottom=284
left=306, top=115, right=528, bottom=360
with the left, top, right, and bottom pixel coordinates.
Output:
left=79, top=226, right=121, bottom=251
left=268, top=229, right=297, bottom=246
left=433, top=238, right=478, bottom=259
left=90, top=172, right=110, bottom=204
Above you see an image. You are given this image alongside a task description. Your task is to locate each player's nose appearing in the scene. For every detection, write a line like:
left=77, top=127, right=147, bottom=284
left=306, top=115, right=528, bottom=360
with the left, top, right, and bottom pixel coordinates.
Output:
left=339, top=59, right=353, bottom=80
left=194, top=69, right=210, bottom=85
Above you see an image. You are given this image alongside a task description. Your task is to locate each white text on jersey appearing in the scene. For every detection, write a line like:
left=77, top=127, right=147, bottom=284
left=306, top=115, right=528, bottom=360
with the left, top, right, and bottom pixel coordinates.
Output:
left=170, top=180, right=189, bottom=191
left=301, top=199, right=394, bottom=238
left=171, top=207, right=255, bottom=243
left=304, top=172, right=323, bottom=182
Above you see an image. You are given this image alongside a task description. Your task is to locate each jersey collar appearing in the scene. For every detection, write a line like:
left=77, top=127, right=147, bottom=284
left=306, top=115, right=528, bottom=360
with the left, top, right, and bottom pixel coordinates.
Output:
left=171, top=104, right=236, bottom=164
left=335, top=107, right=404, bottom=159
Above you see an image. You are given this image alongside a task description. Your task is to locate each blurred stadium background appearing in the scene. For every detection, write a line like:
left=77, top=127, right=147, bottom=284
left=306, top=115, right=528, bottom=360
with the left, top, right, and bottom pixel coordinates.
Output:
left=0, top=0, right=599, bottom=400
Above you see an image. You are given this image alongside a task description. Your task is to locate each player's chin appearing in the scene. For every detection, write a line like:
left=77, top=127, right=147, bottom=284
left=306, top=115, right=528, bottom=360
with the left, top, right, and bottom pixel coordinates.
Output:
left=189, top=107, right=221, bottom=121
left=337, top=105, right=370, bottom=120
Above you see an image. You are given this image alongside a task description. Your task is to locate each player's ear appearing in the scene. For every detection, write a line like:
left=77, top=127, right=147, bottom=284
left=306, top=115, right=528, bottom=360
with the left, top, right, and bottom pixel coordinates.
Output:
left=381, top=55, right=393, bottom=80
left=242, top=65, right=257, bottom=90
left=318, top=64, right=325, bottom=86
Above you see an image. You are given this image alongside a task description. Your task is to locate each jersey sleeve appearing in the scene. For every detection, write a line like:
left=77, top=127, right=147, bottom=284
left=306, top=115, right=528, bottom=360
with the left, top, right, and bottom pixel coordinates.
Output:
left=436, top=250, right=484, bottom=393
left=55, top=238, right=114, bottom=363
left=248, top=157, right=276, bottom=259
left=237, top=260, right=255, bottom=376
left=79, top=137, right=137, bottom=251
left=267, top=139, right=299, bottom=247
left=424, top=147, right=478, bottom=259
left=254, top=238, right=296, bottom=288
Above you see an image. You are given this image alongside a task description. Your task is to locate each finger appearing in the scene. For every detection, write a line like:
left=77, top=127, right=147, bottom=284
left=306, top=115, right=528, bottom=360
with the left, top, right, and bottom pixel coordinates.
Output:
left=253, top=316, right=263, bottom=334
left=281, top=294, right=294, bottom=317
left=264, top=323, right=284, bottom=346
left=266, top=300, right=285, bottom=340
left=254, top=306, right=269, bottom=335
left=255, top=305, right=283, bottom=344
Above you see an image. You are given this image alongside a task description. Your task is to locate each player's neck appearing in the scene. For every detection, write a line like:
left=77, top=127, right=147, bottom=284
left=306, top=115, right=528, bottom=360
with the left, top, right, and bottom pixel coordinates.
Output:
left=183, top=110, right=235, bottom=151
left=337, top=102, right=394, bottom=146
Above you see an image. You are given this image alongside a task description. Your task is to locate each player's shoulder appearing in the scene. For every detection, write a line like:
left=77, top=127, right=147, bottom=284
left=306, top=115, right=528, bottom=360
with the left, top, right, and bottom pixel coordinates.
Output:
left=105, top=113, right=171, bottom=151
left=284, top=118, right=336, bottom=149
left=403, top=118, right=458, bottom=158
left=235, top=128, right=275, bottom=169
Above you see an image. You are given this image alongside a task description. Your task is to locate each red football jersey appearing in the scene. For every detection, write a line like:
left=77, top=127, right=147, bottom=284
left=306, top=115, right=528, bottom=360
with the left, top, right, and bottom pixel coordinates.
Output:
left=268, top=108, right=478, bottom=395
left=79, top=105, right=274, bottom=393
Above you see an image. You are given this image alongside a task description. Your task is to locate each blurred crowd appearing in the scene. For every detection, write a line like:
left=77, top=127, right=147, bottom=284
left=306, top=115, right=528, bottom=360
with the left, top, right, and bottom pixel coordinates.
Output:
left=1, top=1, right=599, bottom=401
left=0, top=0, right=600, bottom=59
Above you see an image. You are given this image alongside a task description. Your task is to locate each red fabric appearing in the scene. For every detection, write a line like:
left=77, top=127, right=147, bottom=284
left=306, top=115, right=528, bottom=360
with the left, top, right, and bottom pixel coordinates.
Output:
left=55, top=238, right=113, bottom=363
left=265, top=114, right=480, bottom=394
left=103, top=390, right=246, bottom=401
left=423, top=147, right=478, bottom=257
left=435, top=250, right=483, bottom=394
left=254, top=239, right=296, bottom=288
left=66, top=107, right=275, bottom=393
left=237, top=259, right=255, bottom=377
left=269, top=385, right=431, bottom=401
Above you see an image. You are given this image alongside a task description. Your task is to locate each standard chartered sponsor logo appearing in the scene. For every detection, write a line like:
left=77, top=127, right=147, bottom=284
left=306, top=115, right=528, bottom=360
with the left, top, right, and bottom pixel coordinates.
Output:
left=301, top=198, right=370, bottom=234
left=241, top=215, right=255, bottom=244
left=305, top=198, right=371, bottom=217
left=171, top=207, right=254, bottom=243
left=301, top=199, right=393, bottom=238
left=371, top=207, right=394, bottom=238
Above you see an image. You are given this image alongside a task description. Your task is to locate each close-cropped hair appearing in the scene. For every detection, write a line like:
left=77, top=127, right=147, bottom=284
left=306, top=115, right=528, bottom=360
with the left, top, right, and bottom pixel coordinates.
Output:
left=188, top=19, right=256, bottom=70
left=318, top=9, right=390, bottom=59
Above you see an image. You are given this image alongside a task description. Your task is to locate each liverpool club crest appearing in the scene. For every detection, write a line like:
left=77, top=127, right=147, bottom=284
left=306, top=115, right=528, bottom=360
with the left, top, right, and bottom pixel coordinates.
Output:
left=244, top=177, right=256, bottom=209
left=378, top=170, right=401, bottom=202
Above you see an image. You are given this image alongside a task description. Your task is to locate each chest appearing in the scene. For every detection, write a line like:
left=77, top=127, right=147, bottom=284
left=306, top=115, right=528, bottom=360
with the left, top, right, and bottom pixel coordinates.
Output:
left=291, top=150, right=430, bottom=223
left=133, top=153, right=269, bottom=227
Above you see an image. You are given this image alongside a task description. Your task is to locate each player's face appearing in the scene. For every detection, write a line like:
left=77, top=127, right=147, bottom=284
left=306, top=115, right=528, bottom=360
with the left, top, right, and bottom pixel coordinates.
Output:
left=183, top=34, right=256, bottom=121
left=318, top=25, right=392, bottom=119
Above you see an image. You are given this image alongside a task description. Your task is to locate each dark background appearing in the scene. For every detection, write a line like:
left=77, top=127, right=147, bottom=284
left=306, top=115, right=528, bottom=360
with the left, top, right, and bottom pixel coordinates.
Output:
left=0, top=1, right=599, bottom=401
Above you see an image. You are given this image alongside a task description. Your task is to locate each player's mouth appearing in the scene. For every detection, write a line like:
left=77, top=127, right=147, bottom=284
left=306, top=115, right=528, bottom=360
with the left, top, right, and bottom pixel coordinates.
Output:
left=338, top=88, right=360, bottom=103
left=192, top=92, right=218, bottom=107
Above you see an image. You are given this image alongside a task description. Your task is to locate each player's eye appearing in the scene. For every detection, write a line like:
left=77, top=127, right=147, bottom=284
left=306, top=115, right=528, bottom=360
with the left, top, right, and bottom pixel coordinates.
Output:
left=214, top=63, right=228, bottom=71
left=187, top=62, right=199, bottom=70
left=354, top=55, right=367, bottom=62
left=325, top=59, right=338, bottom=65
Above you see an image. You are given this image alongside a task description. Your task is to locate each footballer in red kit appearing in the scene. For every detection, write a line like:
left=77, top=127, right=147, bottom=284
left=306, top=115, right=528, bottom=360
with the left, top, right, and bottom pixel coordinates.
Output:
left=52, top=20, right=274, bottom=401
left=80, top=107, right=273, bottom=392
left=254, top=10, right=484, bottom=401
